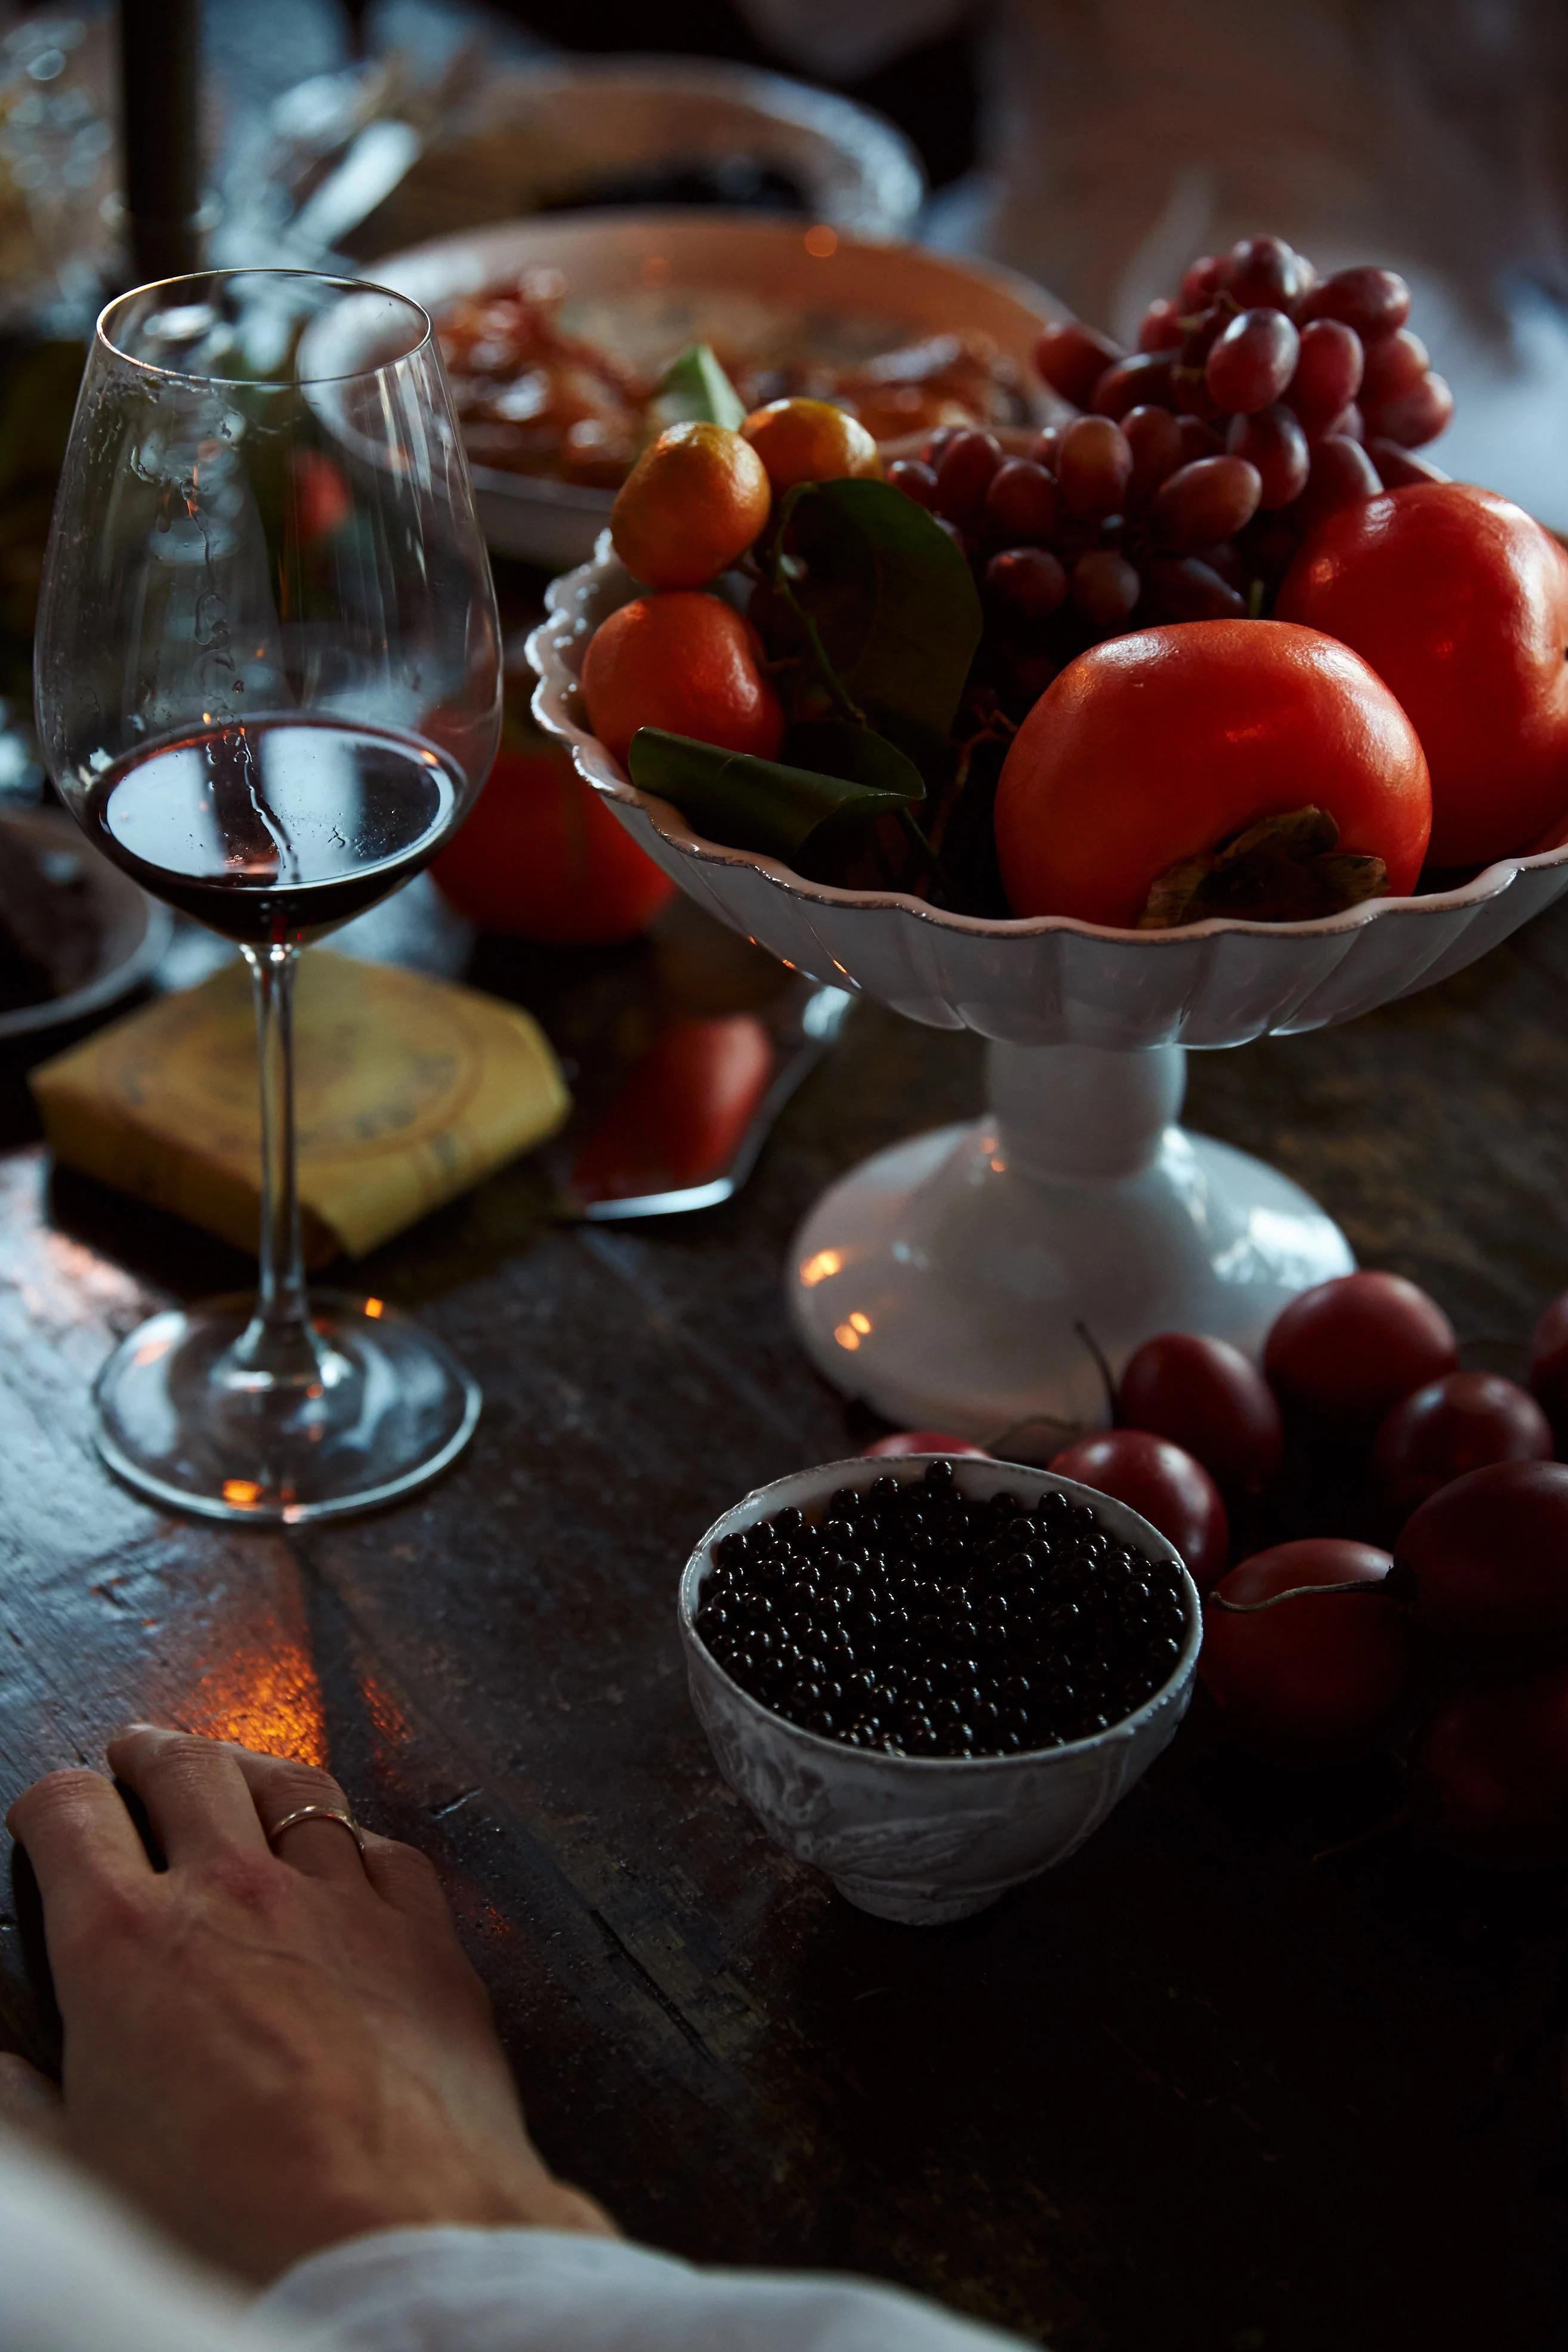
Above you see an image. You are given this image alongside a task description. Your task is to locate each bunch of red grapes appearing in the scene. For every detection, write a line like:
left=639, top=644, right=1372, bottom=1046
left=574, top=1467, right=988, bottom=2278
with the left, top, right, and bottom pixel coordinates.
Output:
left=872, top=1272, right=1568, bottom=1866
left=888, top=234, right=1452, bottom=714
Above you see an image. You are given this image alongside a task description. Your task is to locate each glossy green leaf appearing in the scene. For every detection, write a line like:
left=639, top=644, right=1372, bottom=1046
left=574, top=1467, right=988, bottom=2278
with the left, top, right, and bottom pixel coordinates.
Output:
left=645, top=342, right=748, bottom=433
left=628, top=723, right=922, bottom=859
left=779, top=477, right=983, bottom=740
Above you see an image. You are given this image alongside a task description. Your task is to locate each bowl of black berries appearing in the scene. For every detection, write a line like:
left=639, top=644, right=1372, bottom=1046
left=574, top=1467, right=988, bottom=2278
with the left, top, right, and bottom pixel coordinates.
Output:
left=680, top=1453, right=1200, bottom=1924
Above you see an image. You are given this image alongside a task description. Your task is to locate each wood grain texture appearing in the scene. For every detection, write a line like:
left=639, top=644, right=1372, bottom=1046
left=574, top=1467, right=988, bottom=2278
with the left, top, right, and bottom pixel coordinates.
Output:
left=4, top=892, right=1568, bottom=2352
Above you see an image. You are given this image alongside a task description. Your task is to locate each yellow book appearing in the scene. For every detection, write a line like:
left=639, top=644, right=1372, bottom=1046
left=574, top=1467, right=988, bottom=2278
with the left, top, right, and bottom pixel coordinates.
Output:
left=31, top=951, right=569, bottom=1265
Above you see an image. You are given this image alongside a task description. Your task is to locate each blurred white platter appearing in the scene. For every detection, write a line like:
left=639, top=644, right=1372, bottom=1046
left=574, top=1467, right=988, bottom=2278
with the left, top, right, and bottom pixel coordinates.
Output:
left=375, top=212, right=1061, bottom=572
left=0, top=807, right=170, bottom=1044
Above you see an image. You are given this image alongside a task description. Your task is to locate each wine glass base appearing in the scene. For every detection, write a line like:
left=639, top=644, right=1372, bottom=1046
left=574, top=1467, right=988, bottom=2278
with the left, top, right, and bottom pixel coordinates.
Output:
left=92, top=1292, right=481, bottom=1526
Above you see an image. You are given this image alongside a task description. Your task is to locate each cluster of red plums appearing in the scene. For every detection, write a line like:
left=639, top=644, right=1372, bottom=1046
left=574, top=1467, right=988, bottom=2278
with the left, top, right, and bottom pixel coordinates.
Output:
left=866, top=1270, right=1568, bottom=1864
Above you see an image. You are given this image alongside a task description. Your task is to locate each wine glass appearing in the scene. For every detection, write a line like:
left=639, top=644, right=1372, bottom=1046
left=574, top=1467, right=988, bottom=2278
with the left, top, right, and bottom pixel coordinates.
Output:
left=34, top=269, right=503, bottom=1523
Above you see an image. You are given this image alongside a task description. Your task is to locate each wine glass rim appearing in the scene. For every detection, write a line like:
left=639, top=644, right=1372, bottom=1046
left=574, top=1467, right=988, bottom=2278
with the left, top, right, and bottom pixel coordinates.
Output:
left=94, top=267, right=434, bottom=388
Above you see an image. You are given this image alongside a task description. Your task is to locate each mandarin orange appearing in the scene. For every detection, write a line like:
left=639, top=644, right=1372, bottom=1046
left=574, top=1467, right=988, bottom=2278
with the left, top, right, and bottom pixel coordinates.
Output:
left=581, top=591, right=784, bottom=770
left=610, top=422, right=771, bottom=589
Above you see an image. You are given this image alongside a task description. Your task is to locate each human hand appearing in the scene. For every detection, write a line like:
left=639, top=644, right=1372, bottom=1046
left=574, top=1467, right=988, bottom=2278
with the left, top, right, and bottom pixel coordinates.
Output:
left=2, top=1728, right=614, bottom=2283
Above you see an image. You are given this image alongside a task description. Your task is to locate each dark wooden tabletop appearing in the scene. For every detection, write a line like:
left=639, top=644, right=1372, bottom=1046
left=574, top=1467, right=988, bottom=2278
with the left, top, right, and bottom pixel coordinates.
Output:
left=3, top=856, right=1568, bottom=2352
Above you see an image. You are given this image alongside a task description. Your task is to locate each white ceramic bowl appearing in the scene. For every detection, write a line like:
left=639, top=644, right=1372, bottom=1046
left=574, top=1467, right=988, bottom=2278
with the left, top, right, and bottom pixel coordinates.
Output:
left=530, top=540, right=1568, bottom=1051
left=680, top=1454, right=1200, bottom=1925
left=379, top=217, right=1057, bottom=572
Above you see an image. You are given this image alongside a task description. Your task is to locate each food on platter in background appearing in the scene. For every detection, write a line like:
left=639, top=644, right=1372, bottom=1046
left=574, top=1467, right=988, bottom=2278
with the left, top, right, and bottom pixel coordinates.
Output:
left=1414, top=1673, right=1568, bottom=1864
left=1047, top=1427, right=1229, bottom=1590
left=610, top=421, right=773, bottom=589
left=695, top=1456, right=1189, bottom=1756
left=1371, top=1372, right=1552, bottom=1527
left=581, top=592, right=783, bottom=770
left=1395, top=1459, right=1568, bottom=1663
left=1276, top=484, right=1568, bottom=868
left=861, top=1431, right=991, bottom=1459
left=1115, top=1333, right=1283, bottom=1493
left=1263, top=1271, right=1458, bottom=1428
left=435, top=271, right=1030, bottom=487
left=993, top=622, right=1431, bottom=927
left=430, top=712, right=674, bottom=943
left=1199, top=1540, right=1406, bottom=1758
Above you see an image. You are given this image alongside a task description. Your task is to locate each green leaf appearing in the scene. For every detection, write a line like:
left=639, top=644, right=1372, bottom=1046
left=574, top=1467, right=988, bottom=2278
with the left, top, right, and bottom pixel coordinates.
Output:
left=779, top=477, right=983, bottom=740
left=628, top=723, right=922, bottom=859
left=645, top=342, right=748, bottom=433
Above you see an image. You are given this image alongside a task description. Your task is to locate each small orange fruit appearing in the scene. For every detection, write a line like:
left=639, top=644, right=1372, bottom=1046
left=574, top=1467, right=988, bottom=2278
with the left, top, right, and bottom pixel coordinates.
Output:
left=610, top=422, right=771, bottom=589
left=581, top=591, right=785, bottom=770
left=740, top=397, right=881, bottom=493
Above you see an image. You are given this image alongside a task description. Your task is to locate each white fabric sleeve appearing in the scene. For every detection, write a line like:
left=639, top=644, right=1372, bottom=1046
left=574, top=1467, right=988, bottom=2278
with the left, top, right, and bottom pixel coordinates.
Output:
left=0, top=2125, right=294, bottom=2352
left=258, top=2226, right=1035, bottom=2352
left=734, top=0, right=968, bottom=84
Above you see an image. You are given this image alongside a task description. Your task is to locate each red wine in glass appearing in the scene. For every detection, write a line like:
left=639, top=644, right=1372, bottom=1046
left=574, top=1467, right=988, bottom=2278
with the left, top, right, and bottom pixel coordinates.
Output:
left=84, top=715, right=461, bottom=948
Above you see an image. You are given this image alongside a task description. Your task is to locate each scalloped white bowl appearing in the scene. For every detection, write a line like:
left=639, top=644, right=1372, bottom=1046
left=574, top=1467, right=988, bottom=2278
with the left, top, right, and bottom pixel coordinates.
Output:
left=530, top=538, right=1568, bottom=1050
left=529, top=542, right=1568, bottom=1436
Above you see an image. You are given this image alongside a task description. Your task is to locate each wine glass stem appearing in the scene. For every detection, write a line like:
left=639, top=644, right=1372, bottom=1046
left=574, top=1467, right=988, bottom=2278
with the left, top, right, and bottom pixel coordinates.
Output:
left=230, top=941, right=316, bottom=1384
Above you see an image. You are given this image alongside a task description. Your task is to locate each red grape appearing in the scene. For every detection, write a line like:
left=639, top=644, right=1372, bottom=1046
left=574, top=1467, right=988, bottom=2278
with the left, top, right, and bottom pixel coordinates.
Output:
left=1415, top=1672, right=1568, bottom=1864
left=1264, top=1271, right=1458, bottom=1427
left=1138, top=297, right=1185, bottom=352
left=887, top=457, right=938, bottom=508
left=1180, top=306, right=1229, bottom=369
left=1200, top=1539, right=1406, bottom=1758
left=1527, top=1289, right=1568, bottom=1446
left=1298, top=266, right=1411, bottom=339
left=1150, top=455, right=1263, bottom=550
left=1122, top=403, right=1184, bottom=506
left=1027, top=426, right=1063, bottom=472
left=1205, top=307, right=1301, bottom=414
left=1057, top=415, right=1133, bottom=517
left=1181, top=254, right=1226, bottom=308
left=1142, top=556, right=1245, bottom=622
left=933, top=429, right=1004, bottom=526
left=1070, top=548, right=1141, bottom=629
left=1224, top=234, right=1313, bottom=310
left=1117, top=1333, right=1284, bottom=1492
left=1367, top=438, right=1450, bottom=489
left=862, top=1430, right=990, bottom=1459
left=1286, top=317, right=1365, bottom=425
left=919, top=425, right=962, bottom=467
left=984, top=545, right=1068, bottom=622
left=984, top=458, right=1059, bottom=544
left=1359, top=327, right=1430, bottom=404
left=1034, top=319, right=1123, bottom=408
left=1048, top=1428, right=1229, bottom=1589
left=1372, top=1371, right=1552, bottom=1526
left=1174, top=416, right=1224, bottom=465
left=1396, top=1459, right=1568, bottom=1661
left=1091, top=352, right=1177, bottom=419
left=1309, top=400, right=1365, bottom=444
left=1294, top=434, right=1382, bottom=530
left=1364, top=372, right=1453, bottom=449
left=1226, top=403, right=1310, bottom=508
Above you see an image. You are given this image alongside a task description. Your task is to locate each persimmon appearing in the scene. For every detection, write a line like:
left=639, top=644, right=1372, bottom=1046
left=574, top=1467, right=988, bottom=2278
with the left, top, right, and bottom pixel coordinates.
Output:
left=994, top=621, right=1431, bottom=927
left=1278, top=483, right=1568, bottom=867
left=610, top=421, right=771, bottom=589
left=581, top=591, right=783, bottom=771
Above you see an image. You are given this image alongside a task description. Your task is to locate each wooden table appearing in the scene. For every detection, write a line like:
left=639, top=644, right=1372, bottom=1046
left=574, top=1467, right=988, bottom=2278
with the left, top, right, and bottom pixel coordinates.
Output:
left=3, top=869, right=1567, bottom=2352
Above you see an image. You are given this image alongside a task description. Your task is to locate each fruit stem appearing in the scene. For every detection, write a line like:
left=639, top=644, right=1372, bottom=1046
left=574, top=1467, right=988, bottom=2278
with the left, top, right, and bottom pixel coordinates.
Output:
left=1074, top=1319, right=1119, bottom=1422
left=1208, top=1581, right=1387, bottom=1613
